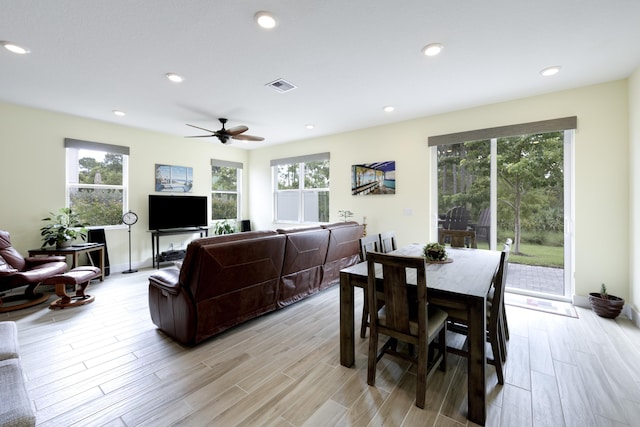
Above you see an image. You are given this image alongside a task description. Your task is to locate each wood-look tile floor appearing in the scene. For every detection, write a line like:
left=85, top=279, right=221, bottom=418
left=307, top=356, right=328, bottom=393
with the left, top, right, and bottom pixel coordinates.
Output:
left=3, top=269, right=640, bottom=426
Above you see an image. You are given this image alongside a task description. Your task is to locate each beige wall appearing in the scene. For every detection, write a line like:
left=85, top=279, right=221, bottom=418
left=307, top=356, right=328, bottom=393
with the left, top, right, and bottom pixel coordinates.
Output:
left=249, top=80, right=630, bottom=301
left=0, top=102, right=249, bottom=271
left=629, top=66, right=640, bottom=318
left=0, top=79, right=633, bottom=304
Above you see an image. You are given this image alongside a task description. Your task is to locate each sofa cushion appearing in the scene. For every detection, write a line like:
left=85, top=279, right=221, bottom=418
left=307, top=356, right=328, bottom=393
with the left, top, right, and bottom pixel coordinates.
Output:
left=277, top=228, right=330, bottom=307
left=320, top=222, right=364, bottom=289
left=179, top=230, right=278, bottom=286
left=0, top=358, right=36, bottom=427
left=0, top=321, right=19, bottom=361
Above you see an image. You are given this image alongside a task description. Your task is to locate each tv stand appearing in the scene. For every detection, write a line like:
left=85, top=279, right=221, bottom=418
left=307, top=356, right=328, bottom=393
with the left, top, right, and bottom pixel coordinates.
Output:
left=151, top=228, right=208, bottom=269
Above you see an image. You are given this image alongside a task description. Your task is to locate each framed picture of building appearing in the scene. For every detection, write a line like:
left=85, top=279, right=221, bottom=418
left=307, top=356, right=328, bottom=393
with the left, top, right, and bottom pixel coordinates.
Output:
left=351, top=161, right=396, bottom=195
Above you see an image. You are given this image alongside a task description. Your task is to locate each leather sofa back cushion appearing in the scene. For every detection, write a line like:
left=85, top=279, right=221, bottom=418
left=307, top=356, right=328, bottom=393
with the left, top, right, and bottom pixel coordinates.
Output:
left=179, top=230, right=278, bottom=285
left=186, top=234, right=286, bottom=301
left=279, top=228, right=329, bottom=274
left=323, top=222, right=364, bottom=262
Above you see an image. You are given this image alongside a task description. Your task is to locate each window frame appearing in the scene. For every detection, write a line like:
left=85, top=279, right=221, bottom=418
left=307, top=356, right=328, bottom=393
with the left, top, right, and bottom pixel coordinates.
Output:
left=271, top=152, right=330, bottom=224
left=64, top=138, right=130, bottom=229
left=211, top=159, right=243, bottom=221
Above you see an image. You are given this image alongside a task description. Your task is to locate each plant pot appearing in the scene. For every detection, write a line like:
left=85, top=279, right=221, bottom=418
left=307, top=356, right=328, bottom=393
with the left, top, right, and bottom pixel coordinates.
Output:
left=56, top=240, right=73, bottom=249
left=588, top=293, right=625, bottom=319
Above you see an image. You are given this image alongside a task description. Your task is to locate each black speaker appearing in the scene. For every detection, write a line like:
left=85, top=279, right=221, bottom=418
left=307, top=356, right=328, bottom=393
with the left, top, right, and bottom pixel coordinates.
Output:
left=240, top=220, right=251, bottom=232
left=88, top=228, right=111, bottom=276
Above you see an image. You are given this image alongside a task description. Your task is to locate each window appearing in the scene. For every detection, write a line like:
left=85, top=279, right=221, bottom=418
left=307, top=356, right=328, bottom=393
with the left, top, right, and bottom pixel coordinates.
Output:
left=272, top=153, right=330, bottom=223
left=211, top=160, right=242, bottom=220
left=65, top=138, right=129, bottom=227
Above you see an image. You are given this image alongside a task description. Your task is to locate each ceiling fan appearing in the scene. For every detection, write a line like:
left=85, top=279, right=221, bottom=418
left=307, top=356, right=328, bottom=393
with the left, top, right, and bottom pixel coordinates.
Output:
left=185, top=118, right=264, bottom=144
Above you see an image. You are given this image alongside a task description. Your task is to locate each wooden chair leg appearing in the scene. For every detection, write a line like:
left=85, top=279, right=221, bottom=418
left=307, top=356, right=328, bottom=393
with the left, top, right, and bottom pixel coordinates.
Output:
left=416, top=336, right=427, bottom=409
left=360, top=289, right=368, bottom=338
left=367, top=326, right=379, bottom=386
left=439, top=325, right=447, bottom=372
left=489, top=334, right=504, bottom=385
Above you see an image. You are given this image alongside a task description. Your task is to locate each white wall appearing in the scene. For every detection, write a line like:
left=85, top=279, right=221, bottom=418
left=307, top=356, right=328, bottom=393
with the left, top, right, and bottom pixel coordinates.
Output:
left=0, top=102, right=249, bottom=272
left=249, top=80, right=630, bottom=301
left=0, top=79, right=632, bottom=302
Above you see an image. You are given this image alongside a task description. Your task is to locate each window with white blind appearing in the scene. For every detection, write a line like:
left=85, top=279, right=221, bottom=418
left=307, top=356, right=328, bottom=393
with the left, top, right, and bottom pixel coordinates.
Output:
left=272, top=152, right=330, bottom=223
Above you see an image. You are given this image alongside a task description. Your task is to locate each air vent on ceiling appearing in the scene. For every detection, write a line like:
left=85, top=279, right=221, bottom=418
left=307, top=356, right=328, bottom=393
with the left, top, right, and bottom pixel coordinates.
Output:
left=266, top=78, right=297, bottom=93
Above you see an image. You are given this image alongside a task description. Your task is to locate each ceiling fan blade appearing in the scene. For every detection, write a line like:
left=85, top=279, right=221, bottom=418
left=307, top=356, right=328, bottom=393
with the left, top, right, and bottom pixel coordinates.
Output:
left=233, top=134, right=265, bottom=141
left=226, top=125, right=249, bottom=136
left=186, top=124, right=218, bottom=133
left=184, top=135, right=214, bottom=138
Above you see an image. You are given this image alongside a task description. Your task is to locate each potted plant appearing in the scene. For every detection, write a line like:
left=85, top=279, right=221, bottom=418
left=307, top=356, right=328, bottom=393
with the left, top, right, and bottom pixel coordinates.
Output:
left=213, top=219, right=236, bottom=235
left=338, top=210, right=354, bottom=222
left=423, top=242, right=448, bottom=262
left=589, top=283, right=625, bottom=319
left=40, top=207, right=89, bottom=248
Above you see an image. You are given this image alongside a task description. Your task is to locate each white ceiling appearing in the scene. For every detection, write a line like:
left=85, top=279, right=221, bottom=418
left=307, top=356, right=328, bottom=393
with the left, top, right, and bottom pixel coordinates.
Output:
left=2, top=0, right=640, bottom=148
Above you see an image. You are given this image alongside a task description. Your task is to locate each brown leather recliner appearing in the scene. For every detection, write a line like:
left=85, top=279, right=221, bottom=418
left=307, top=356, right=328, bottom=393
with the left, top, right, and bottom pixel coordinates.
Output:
left=0, top=230, right=68, bottom=312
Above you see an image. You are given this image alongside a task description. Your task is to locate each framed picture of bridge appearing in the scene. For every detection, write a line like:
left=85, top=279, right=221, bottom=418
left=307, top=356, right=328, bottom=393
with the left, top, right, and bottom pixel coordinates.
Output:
left=155, top=164, right=193, bottom=192
left=351, top=161, right=396, bottom=195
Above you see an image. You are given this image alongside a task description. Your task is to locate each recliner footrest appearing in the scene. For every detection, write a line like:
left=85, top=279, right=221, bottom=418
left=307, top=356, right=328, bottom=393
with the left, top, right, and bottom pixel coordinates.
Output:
left=43, top=266, right=101, bottom=309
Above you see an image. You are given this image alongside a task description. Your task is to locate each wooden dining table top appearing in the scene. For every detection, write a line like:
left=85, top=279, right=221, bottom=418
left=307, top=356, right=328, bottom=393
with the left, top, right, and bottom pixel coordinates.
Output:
left=341, top=243, right=501, bottom=298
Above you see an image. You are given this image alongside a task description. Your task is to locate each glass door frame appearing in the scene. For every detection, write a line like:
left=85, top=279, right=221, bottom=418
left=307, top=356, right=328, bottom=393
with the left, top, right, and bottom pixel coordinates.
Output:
left=430, top=130, right=575, bottom=301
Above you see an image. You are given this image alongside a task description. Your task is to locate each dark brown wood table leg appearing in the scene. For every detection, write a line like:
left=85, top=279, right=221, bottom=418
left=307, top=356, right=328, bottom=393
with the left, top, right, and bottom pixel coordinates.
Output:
left=340, top=271, right=355, bottom=367
left=467, top=295, right=487, bottom=425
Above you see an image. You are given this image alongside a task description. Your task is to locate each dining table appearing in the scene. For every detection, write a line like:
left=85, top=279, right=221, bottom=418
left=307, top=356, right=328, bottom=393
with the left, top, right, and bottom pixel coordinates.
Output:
left=339, top=244, right=501, bottom=426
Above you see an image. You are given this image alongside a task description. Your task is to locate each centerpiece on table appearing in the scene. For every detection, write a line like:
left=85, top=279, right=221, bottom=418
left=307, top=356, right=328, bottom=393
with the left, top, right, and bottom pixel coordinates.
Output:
left=423, top=242, right=450, bottom=263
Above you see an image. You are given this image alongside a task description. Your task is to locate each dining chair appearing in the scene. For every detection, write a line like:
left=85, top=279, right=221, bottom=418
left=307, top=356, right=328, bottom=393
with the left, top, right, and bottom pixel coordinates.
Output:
left=366, top=251, right=448, bottom=408
left=358, top=235, right=381, bottom=337
left=378, top=231, right=397, bottom=253
left=438, top=229, right=477, bottom=248
left=445, top=243, right=510, bottom=384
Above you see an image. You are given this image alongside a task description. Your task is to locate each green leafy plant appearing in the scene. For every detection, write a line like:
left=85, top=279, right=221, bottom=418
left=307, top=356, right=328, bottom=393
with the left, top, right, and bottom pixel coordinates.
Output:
left=213, top=219, right=236, bottom=235
left=423, top=242, right=448, bottom=261
left=600, top=283, right=609, bottom=300
left=40, top=207, right=88, bottom=248
left=338, top=210, right=354, bottom=222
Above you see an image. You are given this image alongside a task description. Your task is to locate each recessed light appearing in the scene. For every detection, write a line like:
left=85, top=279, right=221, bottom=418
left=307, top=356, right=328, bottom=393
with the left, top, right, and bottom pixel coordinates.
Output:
left=165, top=73, right=184, bottom=83
left=1, top=41, right=30, bottom=54
left=255, top=11, right=277, bottom=29
left=112, top=110, right=126, bottom=117
left=422, top=43, right=443, bottom=57
left=383, top=106, right=395, bottom=113
left=540, top=66, right=561, bottom=77
left=305, top=124, right=315, bottom=130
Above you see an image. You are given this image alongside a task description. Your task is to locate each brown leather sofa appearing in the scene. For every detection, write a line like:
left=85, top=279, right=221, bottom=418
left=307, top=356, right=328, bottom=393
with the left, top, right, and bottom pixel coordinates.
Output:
left=148, top=222, right=363, bottom=345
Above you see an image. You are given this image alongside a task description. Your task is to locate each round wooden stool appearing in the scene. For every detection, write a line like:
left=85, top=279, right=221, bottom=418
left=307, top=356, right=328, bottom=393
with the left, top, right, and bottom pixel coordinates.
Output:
left=43, top=266, right=101, bottom=309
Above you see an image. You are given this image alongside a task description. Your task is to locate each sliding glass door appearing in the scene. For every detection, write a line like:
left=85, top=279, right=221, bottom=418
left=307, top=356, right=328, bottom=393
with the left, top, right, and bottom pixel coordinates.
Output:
left=432, top=129, right=574, bottom=300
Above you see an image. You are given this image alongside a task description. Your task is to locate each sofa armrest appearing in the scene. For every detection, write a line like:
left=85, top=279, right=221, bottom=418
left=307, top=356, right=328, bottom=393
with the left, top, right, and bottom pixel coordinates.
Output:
left=25, top=256, right=66, bottom=266
left=148, top=267, right=181, bottom=296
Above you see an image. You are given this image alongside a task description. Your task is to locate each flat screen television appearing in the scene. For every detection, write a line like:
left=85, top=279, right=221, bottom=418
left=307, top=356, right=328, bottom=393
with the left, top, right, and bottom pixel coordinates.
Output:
left=148, top=195, right=208, bottom=230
